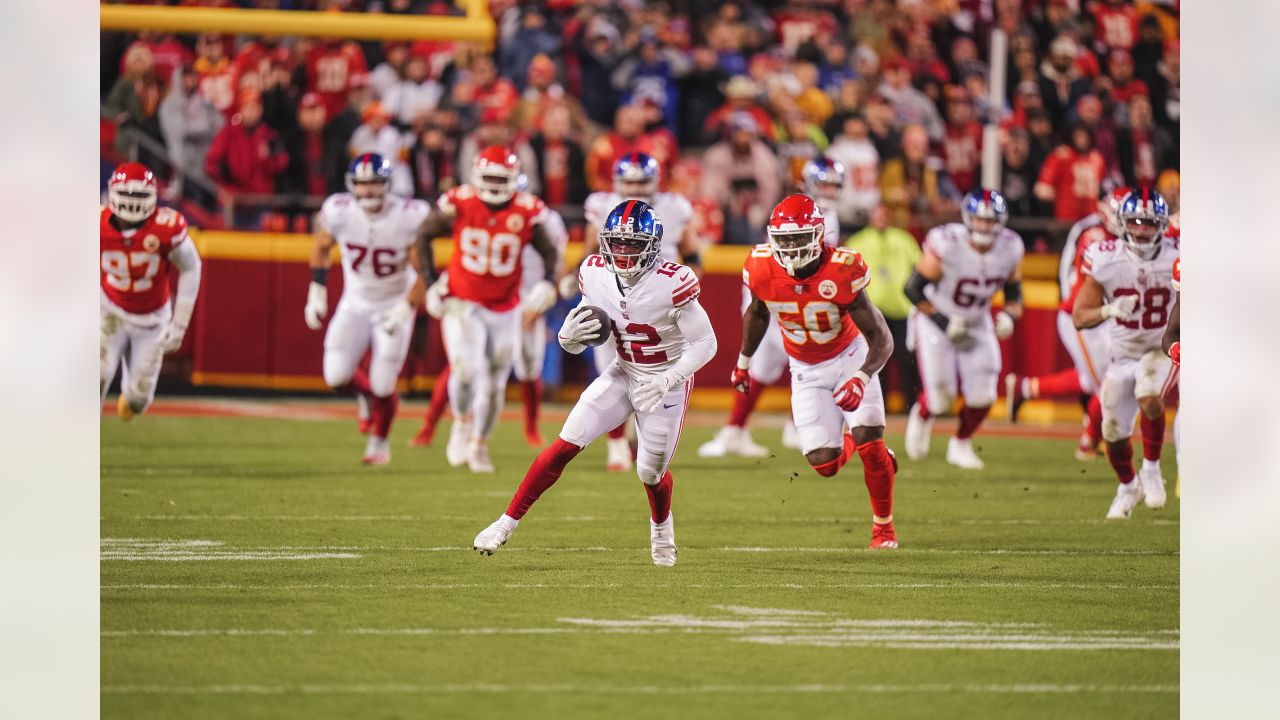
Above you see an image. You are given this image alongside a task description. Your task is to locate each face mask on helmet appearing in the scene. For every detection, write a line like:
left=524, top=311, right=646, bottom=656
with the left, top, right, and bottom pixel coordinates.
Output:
left=1122, top=215, right=1164, bottom=258
left=965, top=215, right=1000, bottom=247
left=475, top=169, right=517, bottom=204
left=108, top=184, right=157, bottom=224
left=599, top=230, right=659, bottom=279
left=349, top=178, right=389, bottom=211
left=614, top=176, right=657, bottom=200
left=807, top=180, right=842, bottom=202
left=768, top=226, right=822, bottom=276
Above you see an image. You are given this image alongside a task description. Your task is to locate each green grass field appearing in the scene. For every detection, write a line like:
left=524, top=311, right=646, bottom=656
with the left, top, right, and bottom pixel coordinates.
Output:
left=101, top=403, right=1178, bottom=719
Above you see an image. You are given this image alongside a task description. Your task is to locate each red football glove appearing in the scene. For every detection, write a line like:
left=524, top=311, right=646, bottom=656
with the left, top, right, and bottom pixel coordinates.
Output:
left=833, top=372, right=871, bottom=412
left=1169, top=341, right=1180, bottom=366
left=731, top=366, right=751, bottom=394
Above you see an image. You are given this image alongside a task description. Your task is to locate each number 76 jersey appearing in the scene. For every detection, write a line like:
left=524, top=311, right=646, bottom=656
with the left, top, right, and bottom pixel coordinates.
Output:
left=1083, top=235, right=1179, bottom=360
left=743, top=244, right=871, bottom=364
left=318, top=192, right=431, bottom=306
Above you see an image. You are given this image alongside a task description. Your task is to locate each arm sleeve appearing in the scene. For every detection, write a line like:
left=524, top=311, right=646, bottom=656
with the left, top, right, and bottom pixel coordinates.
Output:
left=168, top=239, right=202, bottom=328
left=666, top=300, right=718, bottom=386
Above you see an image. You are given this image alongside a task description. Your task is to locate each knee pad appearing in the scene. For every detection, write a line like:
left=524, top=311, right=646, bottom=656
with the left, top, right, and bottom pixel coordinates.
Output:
left=368, top=374, right=398, bottom=399
left=963, top=381, right=997, bottom=408
left=925, top=389, right=953, bottom=416
left=322, top=362, right=354, bottom=390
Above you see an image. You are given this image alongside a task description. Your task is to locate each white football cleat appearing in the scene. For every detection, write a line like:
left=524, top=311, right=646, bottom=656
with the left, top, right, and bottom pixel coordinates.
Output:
left=945, top=437, right=985, bottom=470
left=467, top=442, right=494, bottom=473
left=362, top=436, right=390, bottom=465
left=445, top=420, right=472, bottom=467
left=606, top=437, right=632, bottom=472
left=697, top=426, right=738, bottom=458
left=473, top=515, right=518, bottom=555
left=904, top=403, right=933, bottom=460
left=1106, top=480, right=1145, bottom=519
left=1139, top=463, right=1167, bottom=509
left=781, top=421, right=802, bottom=449
left=650, top=513, right=676, bottom=566
left=738, top=428, right=769, bottom=457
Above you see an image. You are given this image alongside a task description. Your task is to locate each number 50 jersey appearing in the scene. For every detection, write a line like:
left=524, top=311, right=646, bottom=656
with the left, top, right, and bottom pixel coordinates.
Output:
left=1083, top=235, right=1179, bottom=360
left=317, top=193, right=431, bottom=306
left=743, top=244, right=871, bottom=364
left=439, top=185, right=549, bottom=312
left=578, top=255, right=702, bottom=382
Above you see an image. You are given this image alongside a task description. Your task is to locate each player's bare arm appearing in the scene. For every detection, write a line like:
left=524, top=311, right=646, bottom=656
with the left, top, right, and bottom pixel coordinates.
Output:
left=1071, top=275, right=1110, bottom=329
left=845, top=291, right=894, bottom=378
left=730, top=291, right=771, bottom=394
left=414, top=205, right=454, bottom=273
left=677, top=225, right=704, bottom=279
left=530, top=223, right=560, bottom=283
left=304, top=225, right=337, bottom=330
left=310, top=225, right=336, bottom=274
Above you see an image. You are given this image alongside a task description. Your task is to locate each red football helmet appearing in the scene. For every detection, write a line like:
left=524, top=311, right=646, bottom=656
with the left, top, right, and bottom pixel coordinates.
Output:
left=108, top=162, right=158, bottom=224
left=767, top=194, right=825, bottom=275
left=472, top=145, right=520, bottom=205
left=1098, top=186, right=1132, bottom=236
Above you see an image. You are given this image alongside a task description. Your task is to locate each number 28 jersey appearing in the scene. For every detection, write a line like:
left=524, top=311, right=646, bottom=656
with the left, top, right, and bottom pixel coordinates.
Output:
left=100, top=205, right=190, bottom=315
left=317, top=193, right=431, bottom=306
left=578, top=255, right=702, bottom=382
left=921, top=223, right=1024, bottom=326
left=742, top=244, right=871, bottom=364
left=440, top=185, right=548, bottom=312
left=1083, top=236, right=1179, bottom=360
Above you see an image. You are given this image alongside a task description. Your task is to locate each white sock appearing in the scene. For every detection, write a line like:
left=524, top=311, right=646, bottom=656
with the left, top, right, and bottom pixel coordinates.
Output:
left=1142, top=458, right=1161, bottom=475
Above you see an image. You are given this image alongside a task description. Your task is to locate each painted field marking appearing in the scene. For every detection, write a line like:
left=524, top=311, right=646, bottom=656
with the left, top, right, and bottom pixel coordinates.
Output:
left=101, top=581, right=1178, bottom=592
left=101, top=683, right=1178, bottom=695
left=110, top=514, right=1176, bottom=527
left=100, top=538, right=360, bottom=561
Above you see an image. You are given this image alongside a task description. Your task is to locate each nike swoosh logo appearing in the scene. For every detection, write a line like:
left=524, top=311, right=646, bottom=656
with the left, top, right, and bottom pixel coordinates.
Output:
left=662, top=403, right=678, bottom=409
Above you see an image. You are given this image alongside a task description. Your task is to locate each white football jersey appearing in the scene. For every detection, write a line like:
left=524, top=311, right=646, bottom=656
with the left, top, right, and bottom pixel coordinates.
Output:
left=318, top=193, right=431, bottom=305
left=922, top=223, right=1025, bottom=325
left=816, top=198, right=842, bottom=248
left=1083, top=236, right=1179, bottom=360
left=578, top=254, right=702, bottom=382
left=584, top=191, right=693, bottom=263
left=520, top=208, right=568, bottom=292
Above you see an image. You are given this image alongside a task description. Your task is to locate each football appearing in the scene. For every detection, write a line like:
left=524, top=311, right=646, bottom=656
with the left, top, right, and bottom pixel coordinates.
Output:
left=577, top=305, right=613, bottom=347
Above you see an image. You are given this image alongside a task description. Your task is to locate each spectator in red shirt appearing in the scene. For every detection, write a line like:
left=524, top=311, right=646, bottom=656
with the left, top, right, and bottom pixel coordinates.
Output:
left=306, top=40, right=370, bottom=121
left=205, top=90, right=289, bottom=198
left=467, top=55, right=520, bottom=129
left=281, top=93, right=330, bottom=198
left=1073, top=94, right=1119, bottom=178
left=942, top=85, right=984, bottom=194
left=704, top=75, right=776, bottom=143
left=585, top=104, right=658, bottom=193
left=1106, top=49, right=1150, bottom=108
left=1091, top=0, right=1139, bottom=51
left=194, top=33, right=237, bottom=117
left=1034, top=124, right=1107, bottom=222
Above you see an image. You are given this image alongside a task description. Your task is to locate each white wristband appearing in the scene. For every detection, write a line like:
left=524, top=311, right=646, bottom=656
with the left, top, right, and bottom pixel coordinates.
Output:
left=852, top=370, right=872, bottom=386
left=736, top=353, right=752, bottom=370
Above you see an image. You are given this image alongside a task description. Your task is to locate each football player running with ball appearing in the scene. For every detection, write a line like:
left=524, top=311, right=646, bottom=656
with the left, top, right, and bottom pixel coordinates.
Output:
left=738, top=194, right=900, bottom=549
left=304, top=154, right=431, bottom=465
left=100, top=163, right=203, bottom=419
left=903, top=190, right=1025, bottom=470
left=473, top=201, right=717, bottom=566
left=414, top=147, right=561, bottom=474
left=1073, top=188, right=1178, bottom=519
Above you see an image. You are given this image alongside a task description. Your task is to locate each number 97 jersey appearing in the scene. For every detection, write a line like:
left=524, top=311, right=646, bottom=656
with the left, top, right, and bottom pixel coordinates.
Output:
left=100, top=205, right=189, bottom=315
left=743, top=244, right=871, bottom=364
left=440, top=186, right=548, bottom=312
left=1083, top=235, right=1179, bottom=360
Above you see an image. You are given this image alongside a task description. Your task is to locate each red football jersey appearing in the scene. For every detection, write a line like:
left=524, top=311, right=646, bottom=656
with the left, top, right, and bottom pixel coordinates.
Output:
left=440, top=186, right=548, bottom=312
left=1171, top=257, right=1180, bottom=292
left=1060, top=224, right=1114, bottom=313
left=743, top=244, right=871, bottom=364
left=100, top=205, right=190, bottom=315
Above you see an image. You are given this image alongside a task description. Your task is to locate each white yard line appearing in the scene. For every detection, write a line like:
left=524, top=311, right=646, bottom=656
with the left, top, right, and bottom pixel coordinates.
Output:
left=100, top=581, right=1178, bottom=591
left=100, top=682, right=1178, bottom=695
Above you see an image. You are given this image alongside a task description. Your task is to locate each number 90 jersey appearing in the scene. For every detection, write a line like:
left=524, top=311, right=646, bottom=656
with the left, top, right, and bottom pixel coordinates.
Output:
left=440, top=185, right=549, bottom=311
left=100, top=205, right=190, bottom=315
left=1083, top=236, right=1179, bottom=360
left=317, top=193, right=431, bottom=305
left=743, top=244, right=871, bottom=364
left=921, top=223, right=1024, bottom=326
left=578, top=255, right=702, bottom=382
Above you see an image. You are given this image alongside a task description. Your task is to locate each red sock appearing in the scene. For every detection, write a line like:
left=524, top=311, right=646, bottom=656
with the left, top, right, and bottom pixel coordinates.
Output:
left=857, top=439, right=895, bottom=518
left=370, top=393, right=398, bottom=439
left=915, top=391, right=932, bottom=419
left=337, top=368, right=371, bottom=397
left=1140, top=413, right=1165, bottom=461
left=813, top=434, right=856, bottom=477
left=505, top=438, right=584, bottom=520
left=1086, top=395, right=1103, bottom=446
left=425, top=366, right=451, bottom=426
left=521, top=379, right=542, bottom=435
left=607, top=423, right=627, bottom=440
left=956, top=405, right=990, bottom=439
left=1107, top=438, right=1135, bottom=483
left=728, top=381, right=767, bottom=428
left=644, top=470, right=674, bottom=523
left=1028, top=369, right=1083, bottom=399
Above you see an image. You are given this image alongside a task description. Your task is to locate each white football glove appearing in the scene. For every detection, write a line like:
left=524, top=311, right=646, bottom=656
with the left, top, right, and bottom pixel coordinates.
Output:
left=994, top=311, right=1016, bottom=340
left=557, top=272, right=580, bottom=300
left=380, top=300, right=415, bottom=335
left=424, top=276, right=449, bottom=319
left=160, top=323, right=187, bottom=353
left=945, top=315, right=974, bottom=349
left=632, top=373, right=675, bottom=414
left=1100, top=295, right=1139, bottom=321
left=303, top=282, right=328, bottom=330
left=521, top=279, right=557, bottom=315
left=557, top=306, right=603, bottom=352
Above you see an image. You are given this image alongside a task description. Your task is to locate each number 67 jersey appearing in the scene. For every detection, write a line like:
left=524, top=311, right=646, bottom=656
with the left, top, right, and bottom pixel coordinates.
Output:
left=1083, top=235, right=1179, bottom=360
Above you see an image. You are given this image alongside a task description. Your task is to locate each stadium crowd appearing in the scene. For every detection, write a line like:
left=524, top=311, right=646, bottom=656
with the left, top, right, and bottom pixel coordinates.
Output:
left=100, top=0, right=1180, bottom=245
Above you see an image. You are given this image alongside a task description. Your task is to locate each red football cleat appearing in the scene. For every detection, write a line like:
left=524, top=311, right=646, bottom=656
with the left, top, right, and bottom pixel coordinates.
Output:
left=358, top=418, right=372, bottom=435
left=524, top=429, right=546, bottom=448
left=409, top=424, right=436, bottom=447
left=869, top=522, right=899, bottom=550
